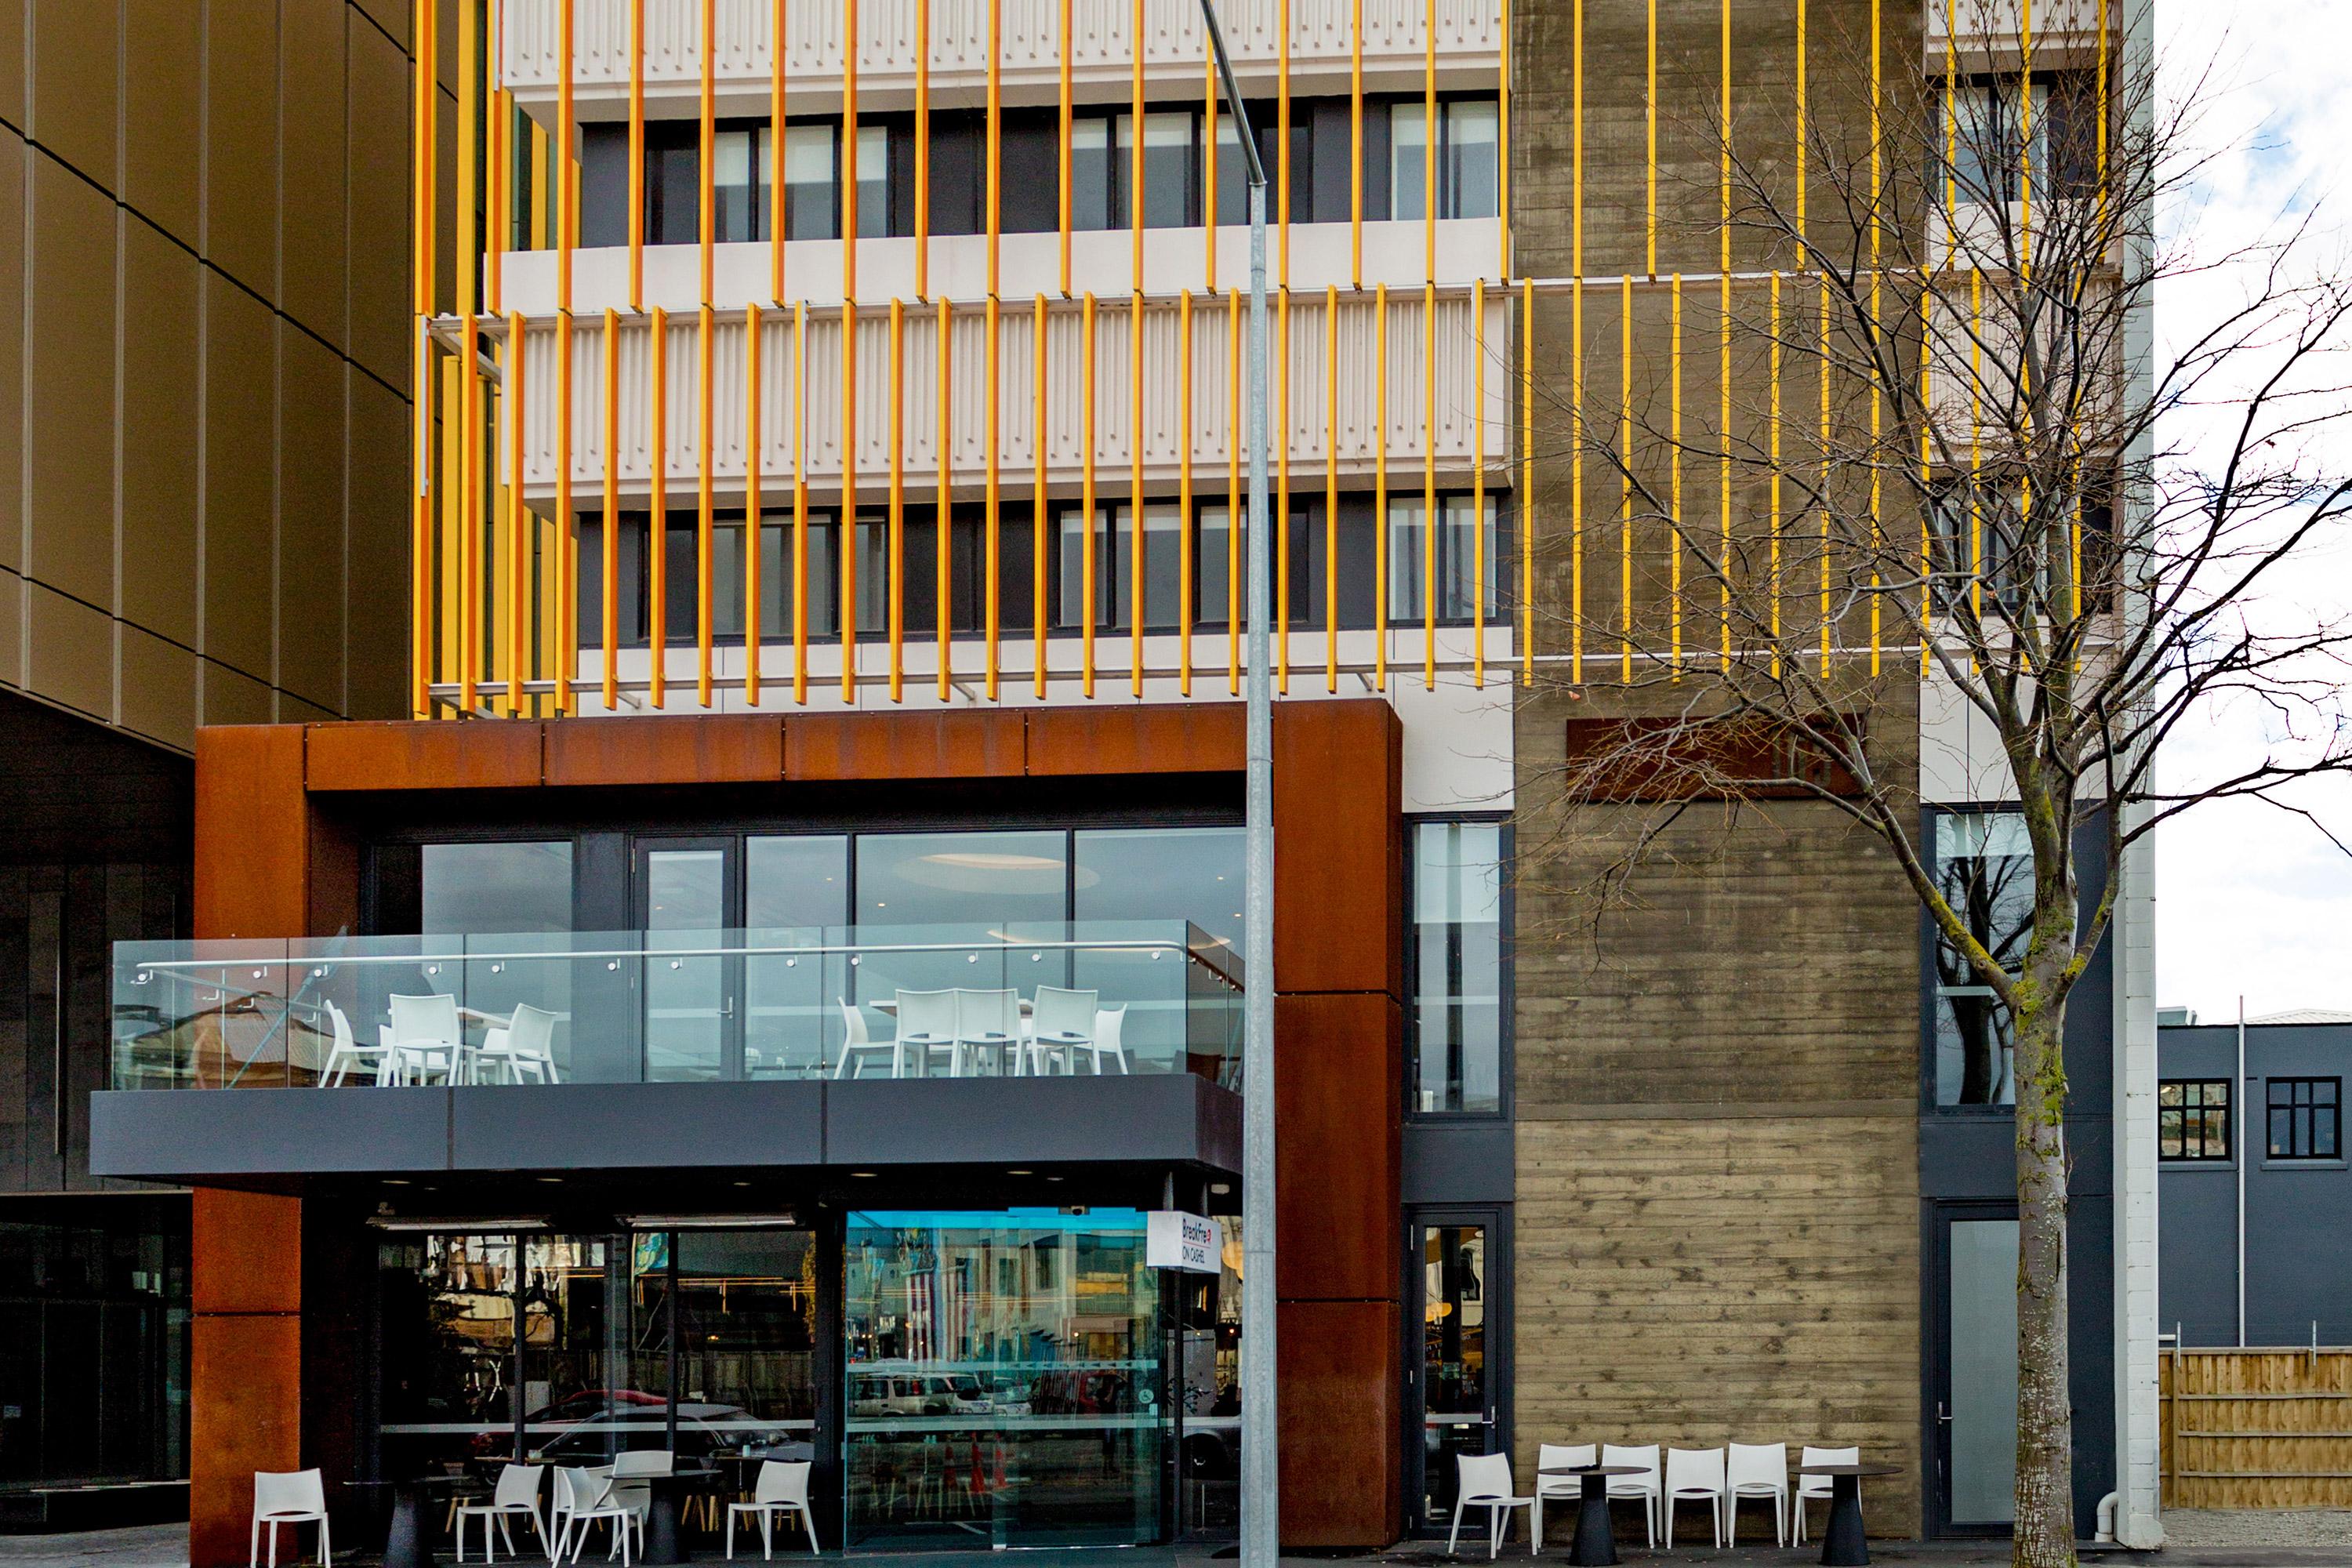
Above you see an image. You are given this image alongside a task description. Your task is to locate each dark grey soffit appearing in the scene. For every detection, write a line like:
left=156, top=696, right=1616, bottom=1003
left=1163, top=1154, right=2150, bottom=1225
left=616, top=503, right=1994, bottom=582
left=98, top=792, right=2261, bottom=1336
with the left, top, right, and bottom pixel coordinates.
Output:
left=89, top=1075, right=1242, bottom=1182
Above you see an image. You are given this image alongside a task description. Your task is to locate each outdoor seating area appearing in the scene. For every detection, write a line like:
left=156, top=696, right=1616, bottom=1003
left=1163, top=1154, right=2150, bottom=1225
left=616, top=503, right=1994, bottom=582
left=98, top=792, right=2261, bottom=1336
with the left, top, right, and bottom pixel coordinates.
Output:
left=833, top=989, right=1129, bottom=1079
left=256, top=1455, right=820, bottom=1568
left=1451, top=1442, right=1871, bottom=1565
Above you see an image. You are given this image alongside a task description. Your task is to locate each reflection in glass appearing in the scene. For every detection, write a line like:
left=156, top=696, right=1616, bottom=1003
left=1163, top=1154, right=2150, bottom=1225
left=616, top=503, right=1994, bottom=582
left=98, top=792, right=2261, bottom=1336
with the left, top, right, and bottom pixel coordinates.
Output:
left=1933, top=812, right=2032, bottom=1106
left=675, top=1231, right=820, bottom=1451
left=746, top=837, right=851, bottom=1079
left=1417, top=1225, right=1487, bottom=1526
left=378, top=1233, right=522, bottom=1474
left=844, top=1211, right=1163, bottom=1548
left=421, top=842, right=573, bottom=935
left=647, top=850, right=728, bottom=1082
left=1411, top=823, right=1502, bottom=1114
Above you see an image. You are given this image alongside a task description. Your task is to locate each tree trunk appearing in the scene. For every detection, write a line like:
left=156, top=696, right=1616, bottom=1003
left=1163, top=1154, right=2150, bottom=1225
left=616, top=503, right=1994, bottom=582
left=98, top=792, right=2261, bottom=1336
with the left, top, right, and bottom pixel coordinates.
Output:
left=2012, top=968, right=2076, bottom=1568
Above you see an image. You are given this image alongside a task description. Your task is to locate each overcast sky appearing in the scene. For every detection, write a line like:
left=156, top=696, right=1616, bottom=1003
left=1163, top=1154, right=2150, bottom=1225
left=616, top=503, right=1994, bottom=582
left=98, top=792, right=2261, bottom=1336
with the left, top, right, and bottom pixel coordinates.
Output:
left=2151, top=3, right=2352, bottom=1020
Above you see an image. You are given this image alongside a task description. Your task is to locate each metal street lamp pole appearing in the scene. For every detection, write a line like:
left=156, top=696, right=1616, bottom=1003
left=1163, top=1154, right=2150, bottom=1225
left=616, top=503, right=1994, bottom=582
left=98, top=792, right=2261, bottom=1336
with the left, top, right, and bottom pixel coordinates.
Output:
left=1194, top=6, right=1278, bottom=1564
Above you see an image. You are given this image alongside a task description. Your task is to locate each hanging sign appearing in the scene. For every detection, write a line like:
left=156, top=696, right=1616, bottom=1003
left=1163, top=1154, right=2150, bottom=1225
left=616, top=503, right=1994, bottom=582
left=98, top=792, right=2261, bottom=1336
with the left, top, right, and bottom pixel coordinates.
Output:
left=1147, top=1210, right=1225, bottom=1274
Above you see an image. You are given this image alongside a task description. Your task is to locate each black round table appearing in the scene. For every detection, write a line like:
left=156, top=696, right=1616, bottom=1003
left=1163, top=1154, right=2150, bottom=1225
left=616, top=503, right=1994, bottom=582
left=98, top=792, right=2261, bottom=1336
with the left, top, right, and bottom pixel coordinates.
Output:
left=1536, top=1465, right=1651, bottom=1567
left=373, top=1473, right=486, bottom=1568
left=639, top=1468, right=724, bottom=1565
left=1795, top=1464, right=1900, bottom=1567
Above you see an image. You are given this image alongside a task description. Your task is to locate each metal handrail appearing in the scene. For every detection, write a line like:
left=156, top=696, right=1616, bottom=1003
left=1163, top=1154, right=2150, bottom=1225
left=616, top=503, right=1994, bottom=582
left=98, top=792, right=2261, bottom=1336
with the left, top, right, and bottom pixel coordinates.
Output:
left=127, top=932, right=1242, bottom=989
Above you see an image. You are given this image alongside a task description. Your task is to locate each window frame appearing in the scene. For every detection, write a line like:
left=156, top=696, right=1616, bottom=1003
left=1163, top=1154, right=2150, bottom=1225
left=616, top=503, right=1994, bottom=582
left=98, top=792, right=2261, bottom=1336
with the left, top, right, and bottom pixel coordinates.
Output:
left=2265, top=1076, right=2342, bottom=1161
left=1403, top=812, right=1513, bottom=1124
left=2157, top=1077, right=2233, bottom=1163
left=1921, top=804, right=2038, bottom=1114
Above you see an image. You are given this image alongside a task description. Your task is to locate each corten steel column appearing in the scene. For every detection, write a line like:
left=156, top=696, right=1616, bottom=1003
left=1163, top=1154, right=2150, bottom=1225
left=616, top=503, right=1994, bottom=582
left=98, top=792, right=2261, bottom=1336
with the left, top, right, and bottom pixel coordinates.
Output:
left=1196, top=2, right=1278, bottom=1561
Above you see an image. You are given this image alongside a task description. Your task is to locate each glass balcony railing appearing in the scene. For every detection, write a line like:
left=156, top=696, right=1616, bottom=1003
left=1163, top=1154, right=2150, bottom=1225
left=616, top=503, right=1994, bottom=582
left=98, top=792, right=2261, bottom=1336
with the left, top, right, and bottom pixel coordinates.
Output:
left=110, top=923, right=1241, bottom=1092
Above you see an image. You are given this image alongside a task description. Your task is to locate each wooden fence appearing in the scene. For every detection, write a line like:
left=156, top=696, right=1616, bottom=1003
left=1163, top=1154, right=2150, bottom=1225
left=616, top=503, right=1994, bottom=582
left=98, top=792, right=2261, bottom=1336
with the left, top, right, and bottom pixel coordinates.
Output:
left=2161, top=1348, right=2352, bottom=1508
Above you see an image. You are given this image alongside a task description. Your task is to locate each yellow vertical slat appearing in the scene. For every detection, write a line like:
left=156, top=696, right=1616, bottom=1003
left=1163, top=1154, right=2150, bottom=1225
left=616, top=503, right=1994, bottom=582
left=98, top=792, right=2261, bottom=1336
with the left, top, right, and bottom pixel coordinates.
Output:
left=1130, top=290, right=1145, bottom=697
left=841, top=299, right=859, bottom=702
left=1617, top=275, right=1631, bottom=684
left=698, top=303, right=716, bottom=706
left=1868, top=0, right=1882, bottom=676
left=1375, top=282, right=1389, bottom=690
left=1421, top=281, right=1435, bottom=691
left=1034, top=294, right=1051, bottom=696
left=916, top=0, right=931, bottom=300
left=1920, top=276, right=1933, bottom=675
left=747, top=301, right=765, bottom=706
left=1795, top=0, right=1806, bottom=259
left=771, top=0, right=785, bottom=304
left=508, top=313, right=528, bottom=712
left=459, top=0, right=477, bottom=321
left=1767, top=272, right=1781, bottom=676
left=1226, top=289, right=1242, bottom=695
left=1203, top=52, right=1220, bottom=292
left=1645, top=0, right=1656, bottom=278
left=938, top=296, right=953, bottom=700
left=1278, top=0, right=1290, bottom=286
left=1350, top=0, right=1363, bottom=289
left=1276, top=287, right=1290, bottom=692
left=1471, top=278, right=1484, bottom=688
left=844, top=0, right=860, bottom=303
left=461, top=313, right=481, bottom=712
left=487, top=7, right=506, bottom=316
left=413, top=326, right=434, bottom=718
left=888, top=297, right=906, bottom=701
left=603, top=310, right=621, bottom=708
left=1130, top=0, right=1144, bottom=295
left=1081, top=292, right=1098, bottom=697
left=649, top=306, right=669, bottom=706
left=1718, top=0, right=1731, bottom=670
left=1421, top=0, right=1436, bottom=285
left=1497, top=0, right=1511, bottom=280
left=556, top=311, right=574, bottom=715
left=2020, top=0, right=2034, bottom=276
left=1570, top=0, right=1583, bottom=685
left=1178, top=288, right=1194, bottom=697
left=1323, top=285, right=1338, bottom=692
left=1058, top=0, right=1073, bottom=296
left=531, top=129, right=547, bottom=251
left=794, top=302, right=811, bottom=703
left=628, top=0, right=644, bottom=310
left=1668, top=274, right=1681, bottom=680
left=1818, top=273, right=1831, bottom=675
left=700, top=0, right=716, bottom=313
left=1519, top=278, right=1530, bottom=684
left=1969, top=267, right=1983, bottom=623
left=988, top=0, right=1002, bottom=301
left=441, top=358, right=463, bottom=695
left=986, top=293, right=1002, bottom=699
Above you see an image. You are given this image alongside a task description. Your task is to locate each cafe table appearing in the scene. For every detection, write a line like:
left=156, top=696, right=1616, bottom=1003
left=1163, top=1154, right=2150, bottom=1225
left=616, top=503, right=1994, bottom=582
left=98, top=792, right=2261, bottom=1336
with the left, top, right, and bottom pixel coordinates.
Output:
left=1534, top=1465, right=1652, bottom=1568
left=368, top=1472, right=486, bottom=1568
left=1795, top=1464, right=1901, bottom=1567
left=640, top=1468, right=725, bottom=1565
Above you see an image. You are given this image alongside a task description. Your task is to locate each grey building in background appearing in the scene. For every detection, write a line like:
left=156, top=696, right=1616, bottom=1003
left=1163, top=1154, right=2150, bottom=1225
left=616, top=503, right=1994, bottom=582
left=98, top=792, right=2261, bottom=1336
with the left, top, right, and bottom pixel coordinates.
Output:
left=2158, top=1015, right=2352, bottom=1348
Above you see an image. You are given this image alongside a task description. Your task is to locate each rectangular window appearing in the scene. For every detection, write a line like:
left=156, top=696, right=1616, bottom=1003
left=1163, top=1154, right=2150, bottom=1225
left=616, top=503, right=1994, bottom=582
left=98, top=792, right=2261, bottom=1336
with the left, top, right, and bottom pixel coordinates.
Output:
left=1410, top=821, right=1504, bottom=1116
left=1389, top=98, right=1501, bottom=220
left=1069, top=118, right=1114, bottom=231
left=1388, top=495, right=1501, bottom=622
left=1932, top=811, right=2034, bottom=1107
left=2267, top=1078, right=2341, bottom=1160
left=1116, top=112, right=1197, bottom=229
left=2158, top=1079, right=2232, bottom=1161
left=781, top=122, right=838, bottom=240
left=1938, top=75, right=2096, bottom=206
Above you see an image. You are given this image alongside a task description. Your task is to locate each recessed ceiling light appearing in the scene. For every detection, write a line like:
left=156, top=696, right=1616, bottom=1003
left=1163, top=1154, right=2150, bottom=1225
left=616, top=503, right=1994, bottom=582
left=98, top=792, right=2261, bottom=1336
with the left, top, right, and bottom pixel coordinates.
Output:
left=536, top=1177, right=562, bottom=1184
left=1007, top=1169, right=1033, bottom=1176
left=851, top=1171, right=878, bottom=1178
left=383, top=1179, right=411, bottom=1186
left=1210, top=1182, right=1231, bottom=1195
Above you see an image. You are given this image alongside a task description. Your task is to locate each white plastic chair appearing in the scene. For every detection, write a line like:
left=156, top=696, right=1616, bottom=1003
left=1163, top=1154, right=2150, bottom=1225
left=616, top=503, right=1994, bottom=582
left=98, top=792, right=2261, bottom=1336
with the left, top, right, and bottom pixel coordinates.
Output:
left=477, top=1004, right=561, bottom=1085
left=833, top=1000, right=901, bottom=1079
left=954, top=989, right=1022, bottom=1075
left=1662, top=1447, right=1727, bottom=1548
left=1532, top=1443, right=1595, bottom=1551
left=555, top=1467, right=640, bottom=1565
left=318, top=1000, right=394, bottom=1087
left=1028, top=986, right=1098, bottom=1076
left=1599, top=1443, right=1661, bottom=1547
left=455, top=1463, right=546, bottom=1563
left=725, top=1460, right=820, bottom=1558
left=608, top=1450, right=668, bottom=1533
left=1726, top=1442, right=1789, bottom=1545
left=388, top=993, right=464, bottom=1084
left=894, top=989, right=961, bottom=1076
left=1794, top=1445, right=1857, bottom=1543
left=250, top=1468, right=329, bottom=1568
left=1073, top=1004, right=1131, bottom=1074
left=1446, top=1452, right=1535, bottom=1559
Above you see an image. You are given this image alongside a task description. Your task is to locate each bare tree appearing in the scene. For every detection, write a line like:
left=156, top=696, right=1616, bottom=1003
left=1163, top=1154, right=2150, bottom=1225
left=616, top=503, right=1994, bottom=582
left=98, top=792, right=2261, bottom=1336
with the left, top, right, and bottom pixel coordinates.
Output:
left=1519, top=6, right=2352, bottom=1565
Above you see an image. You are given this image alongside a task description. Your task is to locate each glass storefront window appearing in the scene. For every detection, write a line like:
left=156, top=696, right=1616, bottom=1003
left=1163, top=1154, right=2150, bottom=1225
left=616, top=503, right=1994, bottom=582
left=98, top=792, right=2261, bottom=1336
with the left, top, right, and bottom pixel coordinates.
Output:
left=1411, top=822, right=1504, bottom=1115
left=843, top=1210, right=1164, bottom=1548
left=1416, top=1225, right=1490, bottom=1528
left=377, top=1233, right=524, bottom=1475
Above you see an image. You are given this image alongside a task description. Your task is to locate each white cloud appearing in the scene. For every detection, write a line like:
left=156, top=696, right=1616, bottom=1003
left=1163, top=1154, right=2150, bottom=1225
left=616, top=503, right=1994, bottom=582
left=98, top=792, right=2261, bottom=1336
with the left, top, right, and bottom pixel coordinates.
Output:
left=2152, top=2, right=2352, bottom=1018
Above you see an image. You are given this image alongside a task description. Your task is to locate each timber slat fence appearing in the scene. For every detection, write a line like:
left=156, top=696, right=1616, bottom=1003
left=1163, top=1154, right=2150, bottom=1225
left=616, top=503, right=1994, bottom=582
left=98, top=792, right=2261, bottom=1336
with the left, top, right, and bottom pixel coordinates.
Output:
left=2161, top=1348, right=2352, bottom=1507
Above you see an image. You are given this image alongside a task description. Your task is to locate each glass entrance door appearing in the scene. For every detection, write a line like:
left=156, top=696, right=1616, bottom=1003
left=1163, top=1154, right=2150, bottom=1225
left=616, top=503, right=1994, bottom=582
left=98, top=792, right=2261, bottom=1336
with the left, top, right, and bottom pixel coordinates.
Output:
left=636, top=840, right=739, bottom=1080
left=1932, top=1208, right=2020, bottom=1534
left=1406, top=1212, right=1504, bottom=1532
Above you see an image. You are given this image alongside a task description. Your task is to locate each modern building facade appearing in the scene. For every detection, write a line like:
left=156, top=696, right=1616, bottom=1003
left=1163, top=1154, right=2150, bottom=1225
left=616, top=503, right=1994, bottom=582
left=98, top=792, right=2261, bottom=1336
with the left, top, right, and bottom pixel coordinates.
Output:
left=0, top=0, right=414, bottom=1528
left=82, top=0, right=2163, bottom=1559
left=2158, top=1015, right=2352, bottom=1348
